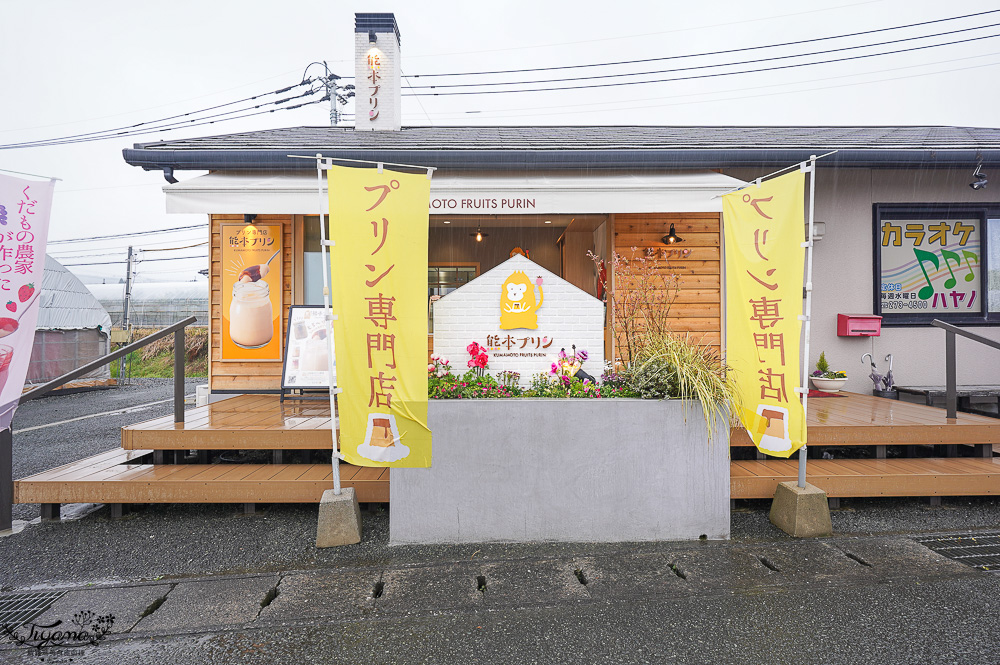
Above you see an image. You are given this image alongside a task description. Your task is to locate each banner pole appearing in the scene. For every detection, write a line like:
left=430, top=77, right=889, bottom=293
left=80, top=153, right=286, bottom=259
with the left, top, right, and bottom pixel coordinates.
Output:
left=316, top=154, right=342, bottom=495
left=798, top=155, right=818, bottom=489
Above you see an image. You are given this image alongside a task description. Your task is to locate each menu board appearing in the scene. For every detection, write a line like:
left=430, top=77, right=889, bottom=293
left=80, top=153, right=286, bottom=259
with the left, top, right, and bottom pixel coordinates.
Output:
left=280, top=305, right=335, bottom=390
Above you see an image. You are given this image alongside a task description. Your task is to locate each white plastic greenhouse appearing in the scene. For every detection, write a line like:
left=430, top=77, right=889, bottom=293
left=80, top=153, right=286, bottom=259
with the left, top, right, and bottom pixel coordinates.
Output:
left=86, top=282, right=208, bottom=328
left=27, top=256, right=113, bottom=386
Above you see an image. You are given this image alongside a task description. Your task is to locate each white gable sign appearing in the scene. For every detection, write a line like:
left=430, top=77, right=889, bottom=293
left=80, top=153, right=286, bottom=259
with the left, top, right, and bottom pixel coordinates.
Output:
left=432, top=255, right=605, bottom=387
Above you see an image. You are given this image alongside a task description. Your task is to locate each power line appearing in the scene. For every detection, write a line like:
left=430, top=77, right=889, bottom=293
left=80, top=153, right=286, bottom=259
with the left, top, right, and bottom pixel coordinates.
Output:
left=402, top=31, right=1000, bottom=97
left=412, top=53, right=1000, bottom=122
left=403, top=22, right=1000, bottom=90
left=48, top=223, right=208, bottom=244
left=406, top=9, right=1000, bottom=78
left=0, top=78, right=323, bottom=150
left=2, top=88, right=327, bottom=150
left=62, top=254, right=206, bottom=267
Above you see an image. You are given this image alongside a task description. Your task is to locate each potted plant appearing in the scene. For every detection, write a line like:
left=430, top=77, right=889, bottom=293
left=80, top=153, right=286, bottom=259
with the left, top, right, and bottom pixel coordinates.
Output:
left=810, top=351, right=848, bottom=392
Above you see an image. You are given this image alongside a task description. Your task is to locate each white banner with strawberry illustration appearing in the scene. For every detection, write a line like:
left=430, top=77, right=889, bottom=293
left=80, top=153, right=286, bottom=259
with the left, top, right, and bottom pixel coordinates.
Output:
left=0, top=174, right=55, bottom=429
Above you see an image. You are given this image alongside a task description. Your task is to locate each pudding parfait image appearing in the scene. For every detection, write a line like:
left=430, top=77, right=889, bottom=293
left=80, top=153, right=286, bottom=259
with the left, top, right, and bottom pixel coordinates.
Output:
left=229, top=280, right=274, bottom=349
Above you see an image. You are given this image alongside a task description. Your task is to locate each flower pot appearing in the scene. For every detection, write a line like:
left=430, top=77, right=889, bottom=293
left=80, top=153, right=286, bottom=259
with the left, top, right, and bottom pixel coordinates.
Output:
left=811, top=376, right=848, bottom=392
left=873, top=389, right=899, bottom=400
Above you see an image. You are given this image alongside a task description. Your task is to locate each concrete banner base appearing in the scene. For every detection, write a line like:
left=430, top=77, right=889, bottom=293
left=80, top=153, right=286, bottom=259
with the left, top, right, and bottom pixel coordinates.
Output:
left=315, top=487, right=362, bottom=548
left=769, top=481, right=833, bottom=538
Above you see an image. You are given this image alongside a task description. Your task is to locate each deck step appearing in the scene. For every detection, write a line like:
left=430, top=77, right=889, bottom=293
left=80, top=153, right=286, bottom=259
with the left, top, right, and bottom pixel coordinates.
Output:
left=731, top=457, right=1000, bottom=499
left=122, top=394, right=338, bottom=450
left=15, top=449, right=388, bottom=505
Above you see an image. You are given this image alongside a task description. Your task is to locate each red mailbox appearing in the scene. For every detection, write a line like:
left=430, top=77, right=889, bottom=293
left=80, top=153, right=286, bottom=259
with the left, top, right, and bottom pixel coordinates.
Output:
left=837, top=314, right=882, bottom=337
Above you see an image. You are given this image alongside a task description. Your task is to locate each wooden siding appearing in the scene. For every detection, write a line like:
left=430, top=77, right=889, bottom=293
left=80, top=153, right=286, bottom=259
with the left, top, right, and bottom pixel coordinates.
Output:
left=612, top=213, right=722, bottom=359
left=209, top=214, right=294, bottom=392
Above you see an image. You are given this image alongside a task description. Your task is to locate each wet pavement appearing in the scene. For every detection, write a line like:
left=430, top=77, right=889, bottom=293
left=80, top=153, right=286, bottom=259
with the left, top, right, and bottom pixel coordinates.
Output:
left=2, top=380, right=1000, bottom=663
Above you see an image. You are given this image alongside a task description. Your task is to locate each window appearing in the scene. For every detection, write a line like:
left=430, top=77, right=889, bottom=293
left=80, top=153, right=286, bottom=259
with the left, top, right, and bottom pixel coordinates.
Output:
left=428, top=264, right=478, bottom=333
left=873, top=204, right=997, bottom=325
left=302, top=216, right=325, bottom=305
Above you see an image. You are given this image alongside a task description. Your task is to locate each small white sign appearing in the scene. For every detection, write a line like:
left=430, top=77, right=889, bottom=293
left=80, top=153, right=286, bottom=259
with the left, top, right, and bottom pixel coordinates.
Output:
left=432, top=255, right=604, bottom=386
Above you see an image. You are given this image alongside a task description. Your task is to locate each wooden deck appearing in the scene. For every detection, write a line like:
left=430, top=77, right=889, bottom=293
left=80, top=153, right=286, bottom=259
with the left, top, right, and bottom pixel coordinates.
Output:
left=122, top=394, right=337, bottom=450
left=15, top=447, right=389, bottom=505
left=15, top=391, right=1000, bottom=511
left=730, top=392, right=1000, bottom=499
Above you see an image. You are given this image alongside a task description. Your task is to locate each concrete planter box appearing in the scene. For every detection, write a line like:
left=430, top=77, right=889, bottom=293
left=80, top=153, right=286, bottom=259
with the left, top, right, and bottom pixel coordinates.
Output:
left=390, top=399, right=730, bottom=544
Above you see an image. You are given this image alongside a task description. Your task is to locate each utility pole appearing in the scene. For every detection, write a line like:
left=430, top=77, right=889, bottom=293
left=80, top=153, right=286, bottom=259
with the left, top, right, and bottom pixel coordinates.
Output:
left=120, top=246, right=135, bottom=380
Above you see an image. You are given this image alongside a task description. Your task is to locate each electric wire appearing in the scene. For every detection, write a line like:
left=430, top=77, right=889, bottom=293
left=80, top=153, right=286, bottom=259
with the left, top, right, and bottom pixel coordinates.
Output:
left=408, top=50, right=1000, bottom=121
left=406, top=9, right=1000, bottom=78
left=48, top=224, right=209, bottom=244
left=0, top=78, right=323, bottom=150
left=2, top=88, right=327, bottom=150
left=402, top=31, right=1000, bottom=96
left=403, top=21, right=1000, bottom=89
left=61, top=254, right=206, bottom=267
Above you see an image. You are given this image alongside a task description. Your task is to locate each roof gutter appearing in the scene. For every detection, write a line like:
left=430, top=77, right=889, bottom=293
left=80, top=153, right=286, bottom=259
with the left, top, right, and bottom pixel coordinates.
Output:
left=123, top=147, right=1000, bottom=177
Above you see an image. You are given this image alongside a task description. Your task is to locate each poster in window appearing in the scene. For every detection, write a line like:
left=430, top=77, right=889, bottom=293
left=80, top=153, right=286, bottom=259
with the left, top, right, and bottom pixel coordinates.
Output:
left=220, top=222, right=283, bottom=360
left=878, top=217, right=982, bottom=318
left=281, top=305, right=335, bottom=390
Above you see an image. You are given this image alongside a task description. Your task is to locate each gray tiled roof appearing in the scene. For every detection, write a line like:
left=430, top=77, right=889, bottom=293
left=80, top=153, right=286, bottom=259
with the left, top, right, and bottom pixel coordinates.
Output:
left=133, top=125, right=1000, bottom=151
left=124, top=125, right=1000, bottom=174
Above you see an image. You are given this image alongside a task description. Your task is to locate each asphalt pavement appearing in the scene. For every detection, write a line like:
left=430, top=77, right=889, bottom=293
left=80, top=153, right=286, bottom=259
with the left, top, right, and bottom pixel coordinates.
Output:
left=2, top=380, right=1000, bottom=664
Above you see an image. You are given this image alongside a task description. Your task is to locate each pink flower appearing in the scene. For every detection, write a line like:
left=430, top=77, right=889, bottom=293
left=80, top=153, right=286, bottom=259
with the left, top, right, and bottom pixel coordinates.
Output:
left=476, top=352, right=489, bottom=368
left=467, top=342, right=480, bottom=356
left=430, top=354, right=439, bottom=361
left=467, top=359, right=475, bottom=368
left=442, top=358, right=449, bottom=365
left=428, top=364, right=436, bottom=372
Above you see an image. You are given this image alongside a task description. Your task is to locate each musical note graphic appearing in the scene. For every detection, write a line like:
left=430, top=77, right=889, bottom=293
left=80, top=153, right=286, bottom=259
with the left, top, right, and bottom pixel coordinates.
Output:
left=941, top=249, right=961, bottom=289
left=913, top=248, right=939, bottom=300
left=962, top=250, right=979, bottom=282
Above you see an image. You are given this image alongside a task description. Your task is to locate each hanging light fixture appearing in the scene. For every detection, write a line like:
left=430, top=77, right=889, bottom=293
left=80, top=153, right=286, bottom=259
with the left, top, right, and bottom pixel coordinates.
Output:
left=471, top=225, right=488, bottom=242
left=970, top=164, right=988, bottom=190
left=661, top=223, right=684, bottom=245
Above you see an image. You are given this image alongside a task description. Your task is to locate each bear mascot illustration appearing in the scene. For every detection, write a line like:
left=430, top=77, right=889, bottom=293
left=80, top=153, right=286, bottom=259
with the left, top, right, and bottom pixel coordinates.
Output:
left=500, top=271, right=543, bottom=330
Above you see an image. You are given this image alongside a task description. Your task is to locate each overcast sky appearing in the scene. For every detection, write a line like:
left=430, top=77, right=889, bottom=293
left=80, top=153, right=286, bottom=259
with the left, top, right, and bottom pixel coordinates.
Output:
left=2, top=0, right=998, bottom=283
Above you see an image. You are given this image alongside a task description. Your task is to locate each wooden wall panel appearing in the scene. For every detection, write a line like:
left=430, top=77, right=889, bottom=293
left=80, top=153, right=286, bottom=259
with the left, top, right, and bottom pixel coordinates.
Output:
left=612, top=213, right=722, bottom=361
left=209, top=214, right=294, bottom=392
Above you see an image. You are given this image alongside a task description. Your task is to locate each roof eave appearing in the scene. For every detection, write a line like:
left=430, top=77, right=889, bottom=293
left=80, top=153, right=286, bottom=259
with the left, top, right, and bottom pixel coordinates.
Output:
left=122, top=147, right=1000, bottom=173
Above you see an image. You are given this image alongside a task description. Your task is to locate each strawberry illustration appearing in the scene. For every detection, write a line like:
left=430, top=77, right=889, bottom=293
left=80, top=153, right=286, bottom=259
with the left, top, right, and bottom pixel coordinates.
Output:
left=18, top=283, right=33, bottom=303
left=4, top=302, right=14, bottom=313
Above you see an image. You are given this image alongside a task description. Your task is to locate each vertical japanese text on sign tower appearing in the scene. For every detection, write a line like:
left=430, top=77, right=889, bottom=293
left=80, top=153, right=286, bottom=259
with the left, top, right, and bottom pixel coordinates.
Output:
left=329, top=166, right=432, bottom=468
left=723, top=172, right=807, bottom=458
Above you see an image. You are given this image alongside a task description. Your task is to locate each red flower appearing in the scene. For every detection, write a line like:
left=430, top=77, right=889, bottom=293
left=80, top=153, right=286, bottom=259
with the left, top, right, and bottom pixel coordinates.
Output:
left=476, top=352, right=488, bottom=368
left=467, top=342, right=480, bottom=356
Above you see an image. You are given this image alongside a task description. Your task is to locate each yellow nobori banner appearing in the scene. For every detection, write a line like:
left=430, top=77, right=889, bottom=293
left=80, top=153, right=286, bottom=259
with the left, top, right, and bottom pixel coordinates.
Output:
left=329, top=165, right=432, bottom=468
left=723, top=171, right=807, bottom=458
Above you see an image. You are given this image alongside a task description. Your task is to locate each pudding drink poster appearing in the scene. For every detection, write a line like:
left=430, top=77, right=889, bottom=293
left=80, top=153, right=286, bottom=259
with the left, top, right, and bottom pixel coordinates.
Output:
left=328, top=165, right=432, bottom=468
left=221, top=222, right=283, bottom=361
left=722, top=171, right=807, bottom=458
left=0, top=175, right=54, bottom=429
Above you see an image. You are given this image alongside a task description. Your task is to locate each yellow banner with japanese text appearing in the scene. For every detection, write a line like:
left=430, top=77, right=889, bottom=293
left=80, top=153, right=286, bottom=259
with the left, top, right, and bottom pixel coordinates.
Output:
left=723, top=171, right=806, bottom=458
left=329, top=166, right=432, bottom=468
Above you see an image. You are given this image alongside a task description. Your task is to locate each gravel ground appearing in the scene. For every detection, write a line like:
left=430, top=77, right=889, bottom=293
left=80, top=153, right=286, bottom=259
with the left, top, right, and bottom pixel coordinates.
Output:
left=2, top=380, right=1000, bottom=591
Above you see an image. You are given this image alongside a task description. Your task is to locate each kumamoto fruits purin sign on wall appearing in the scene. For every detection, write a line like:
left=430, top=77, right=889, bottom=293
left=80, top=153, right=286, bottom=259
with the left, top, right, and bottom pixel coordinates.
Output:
left=0, top=174, right=54, bottom=429
left=220, top=222, right=283, bottom=361
left=723, top=172, right=807, bottom=458
left=329, top=165, right=433, bottom=468
left=432, top=255, right=605, bottom=389
left=878, top=217, right=981, bottom=317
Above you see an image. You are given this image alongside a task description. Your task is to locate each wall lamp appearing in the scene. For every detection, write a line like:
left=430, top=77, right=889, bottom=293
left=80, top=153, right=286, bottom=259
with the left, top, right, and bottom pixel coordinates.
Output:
left=970, top=164, right=988, bottom=190
left=369, top=30, right=377, bottom=43
left=661, top=223, right=684, bottom=245
left=243, top=214, right=257, bottom=225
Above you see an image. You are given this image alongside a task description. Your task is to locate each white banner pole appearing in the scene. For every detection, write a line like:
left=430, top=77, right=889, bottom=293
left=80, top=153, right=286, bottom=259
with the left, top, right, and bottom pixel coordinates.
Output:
left=798, top=155, right=819, bottom=488
left=315, top=154, right=344, bottom=495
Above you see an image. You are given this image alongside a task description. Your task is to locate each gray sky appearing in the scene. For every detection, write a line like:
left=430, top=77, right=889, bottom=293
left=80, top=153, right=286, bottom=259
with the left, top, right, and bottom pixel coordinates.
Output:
left=2, top=0, right=998, bottom=282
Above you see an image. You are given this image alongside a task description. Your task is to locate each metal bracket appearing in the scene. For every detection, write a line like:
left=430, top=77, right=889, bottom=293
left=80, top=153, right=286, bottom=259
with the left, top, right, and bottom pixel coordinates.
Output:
left=322, top=240, right=335, bottom=247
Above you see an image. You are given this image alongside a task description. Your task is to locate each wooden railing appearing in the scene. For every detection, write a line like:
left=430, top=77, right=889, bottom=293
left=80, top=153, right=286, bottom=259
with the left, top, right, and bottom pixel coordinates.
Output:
left=932, top=319, right=1000, bottom=419
left=1, top=316, right=198, bottom=532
